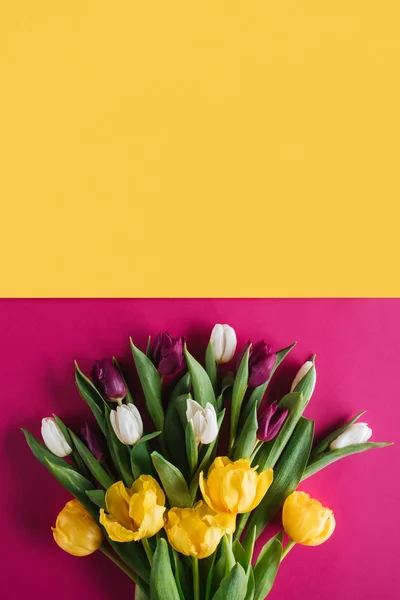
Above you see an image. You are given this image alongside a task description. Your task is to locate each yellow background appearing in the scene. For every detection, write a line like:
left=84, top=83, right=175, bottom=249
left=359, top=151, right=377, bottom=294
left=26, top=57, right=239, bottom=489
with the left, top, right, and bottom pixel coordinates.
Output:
left=1, top=1, right=399, bottom=297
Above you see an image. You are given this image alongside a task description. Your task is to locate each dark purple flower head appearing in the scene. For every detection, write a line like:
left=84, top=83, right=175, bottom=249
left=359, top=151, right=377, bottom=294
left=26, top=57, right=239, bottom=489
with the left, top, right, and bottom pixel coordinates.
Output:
left=81, top=421, right=106, bottom=462
left=152, top=332, right=185, bottom=376
left=91, top=359, right=127, bottom=402
left=238, top=340, right=276, bottom=387
left=257, top=401, right=289, bottom=442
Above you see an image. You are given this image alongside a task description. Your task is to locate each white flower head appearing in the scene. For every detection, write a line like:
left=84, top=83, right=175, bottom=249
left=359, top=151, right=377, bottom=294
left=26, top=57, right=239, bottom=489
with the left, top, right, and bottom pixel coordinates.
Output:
left=210, top=324, right=237, bottom=364
left=329, top=422, right=372, bottom=451
left=41, top=417, right=73, bottom=458
left=110, top=403, right=143, bottom=445
left=186, top=399, right=218, bottom=445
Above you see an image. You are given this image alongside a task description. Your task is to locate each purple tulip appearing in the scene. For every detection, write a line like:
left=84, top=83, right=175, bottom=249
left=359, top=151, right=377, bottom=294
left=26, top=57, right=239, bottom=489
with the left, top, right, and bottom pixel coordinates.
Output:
left=257, top=401, right=289, bottom=442
left=152, top=332, right=185, bottom=376
left=238, top=340, right=276, bottom=387
left=91, top=359, right=127, bottom=402
left=80, top=422, right=106, bottom=462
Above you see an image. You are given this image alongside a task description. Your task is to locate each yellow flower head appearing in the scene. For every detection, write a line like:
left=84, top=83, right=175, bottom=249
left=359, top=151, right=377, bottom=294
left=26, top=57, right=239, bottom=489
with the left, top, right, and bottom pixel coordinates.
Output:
left=282, top=491, right=336, bottom=546
left=52, top=499, right=103, bottom=556
left=100, top=475, right=166, bottom=542
left=165, top=500, right=236, bottom=559
left=199, top=456, right=273, bottom=515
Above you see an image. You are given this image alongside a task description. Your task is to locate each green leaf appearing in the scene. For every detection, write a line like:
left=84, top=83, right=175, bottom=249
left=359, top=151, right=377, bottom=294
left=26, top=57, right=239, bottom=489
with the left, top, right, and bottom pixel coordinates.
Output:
left=258, top=392, right=307, bottom=470
left=52, top=414, right=73, bottom=447
left=232, top=402, right=258, bottom=460
left=112, top=357, right=134, bottom=404
left=221, top=535, right=236, bottom=575
left=173, top=551, right=190, bottom=600
left=131, top=440, right=155, bottom=480
left=164, top=393, right=191, bottom=475
left=22, top=428, right=74, bottom=470
left=151, top=451, right=192, bottom=507
left=190, top=410, right=225, bottom=499
left=171, top=372, right=192, bottom=402
left=242, top=526, right=257, bottom=573
left=104, top=412, right=133, bottom=486
left=75, top=361, right=107, bottom=434
left=85, top=489, right=106, bottom=509
left=310, top=411, right=366, bottom=457
left=184, top=346, right=216, bottom=408
left=245, top=417, right=314, bottom=540
left=240, top=342, right=296, bottom=427
left=244, top=569, right=255, bottom=600
left=253, top=538, right=282, bottom=600
left=302, top=441, right=393, bottom=480
left=141, top=432, right=162, bottom=444
left=232, top=540, right=246, bottom=570
left=150, top=538, right=181, bottom=600
left=146, top=335, right=152, bottom=358
left=205, top=552, right=217, bottom=600
left=205, top=340, right=218, bottom=392
left=185, top=421, right=198, bottom=477
left=131, top=339, right=164, bottom=431
left=44, top=458, right=97, bottom=516
left=229, top=345, right=251, bottom=450
left=212, top=563, right=247, bottom=600
left=69, top=430, right=114, bottom=489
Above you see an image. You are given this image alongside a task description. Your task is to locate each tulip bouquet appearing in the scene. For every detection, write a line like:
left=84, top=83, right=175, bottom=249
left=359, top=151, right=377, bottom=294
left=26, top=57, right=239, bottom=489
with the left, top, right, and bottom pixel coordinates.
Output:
left=23, top=326, right=391, bottom=600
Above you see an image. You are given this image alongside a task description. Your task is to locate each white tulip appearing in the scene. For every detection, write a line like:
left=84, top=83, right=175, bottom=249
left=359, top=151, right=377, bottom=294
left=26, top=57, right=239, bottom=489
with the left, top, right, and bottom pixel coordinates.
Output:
left=41, top=417, right=73, bottom=458
left=290, top=360, right=316, bottom=397
left=210, top=324, right=237, bottom=363
left=110, top=404, right=143, bottom=445
left=329, top=422, right=372, bottom=451
left=186, top=399, right=218, bottom=445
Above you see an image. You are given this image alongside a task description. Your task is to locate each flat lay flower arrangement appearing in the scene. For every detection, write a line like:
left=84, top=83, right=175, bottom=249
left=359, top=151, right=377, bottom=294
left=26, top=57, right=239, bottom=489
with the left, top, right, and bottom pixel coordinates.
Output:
left=23, top=326, right=392, bottom=600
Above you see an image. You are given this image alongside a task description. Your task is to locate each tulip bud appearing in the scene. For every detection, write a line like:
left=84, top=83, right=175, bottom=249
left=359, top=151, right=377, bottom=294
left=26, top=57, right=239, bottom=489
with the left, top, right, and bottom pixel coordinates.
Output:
left=257, top=401, right=289, bottom=442
left=80, top=421, right=105, bottom=462
left=290, top=360, right=315, bottom=396
left=210, top=324, right=237, bottom=363
left=92, top=359, right=127, bottom=403
left=240, top=340, right=276, bottom=387
left=329, top=422, right=372, bottom=450
left=186, top=399, right=218, bottom=445
left=110, top=404, right=143, bottom=445
left=41, top=417, right=73, bottom=458
left=52, top=499, right=103, bottom=556
left=152, top=332, right=185, bottom=375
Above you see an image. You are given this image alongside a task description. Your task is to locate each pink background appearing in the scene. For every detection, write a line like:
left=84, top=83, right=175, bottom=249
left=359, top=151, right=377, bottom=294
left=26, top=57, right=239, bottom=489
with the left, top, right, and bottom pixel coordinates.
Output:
left=0, top=299, right=398, bottom=599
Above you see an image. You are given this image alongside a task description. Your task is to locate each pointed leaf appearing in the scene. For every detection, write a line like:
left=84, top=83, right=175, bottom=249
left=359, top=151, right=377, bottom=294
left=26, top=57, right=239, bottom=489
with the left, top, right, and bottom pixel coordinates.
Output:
left=151, top=452, right=192, bottom=507
left=164, top=393, right=191, bottom=475
left=185, top=421, right=198, bottom=477
left=131, top=339, right=164, bottom=431
left=75, top=361, right=107, bottom=434
left=131, top=440, right=156, bottom=480
left=292, top=355, right=316, bottom=404
left=229, top=345, right=250, bottom=449
left=303, top=441, right=393, bottom=480
left=310, top=411, right=366, bottom=457
left=22, top=428, right=74, bottom=470
left=171, top=372, right=191, bottom=402
left=253, top=538, right=282, bottom=600
left=44, top=458, right=97, bottom=517
left=232, top=401, right=258, bottom=460
left=212, top=563, right=247, bottom=600
left=104, top=412, right=133, bottom=486
left=86, top=489, right=106, bottom=509
left=69, top=430, right=114, bottom=489
left=184, top=346, right=216, bottom=408
left=190, top=410, right=225, bottom=499
left=205, top=340, right=218, bottom=392
left=150, top=538, right=181, bottom=600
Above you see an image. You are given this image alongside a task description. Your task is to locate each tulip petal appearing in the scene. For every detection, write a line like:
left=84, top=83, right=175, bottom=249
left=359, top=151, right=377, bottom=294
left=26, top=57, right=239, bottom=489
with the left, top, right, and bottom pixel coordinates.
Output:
left=247, top=468, right=274, bottom=511
left=199, top=471, right=220, bottom=512
left=105, top=481, right=133, bottom=529
left=99, top=509, right=136, bottom=542
left=133, top=505, right=166, bottom=540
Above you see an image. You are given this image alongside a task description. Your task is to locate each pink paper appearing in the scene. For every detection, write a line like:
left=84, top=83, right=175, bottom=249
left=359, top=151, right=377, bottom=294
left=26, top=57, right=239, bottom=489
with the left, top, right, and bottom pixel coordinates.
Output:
left=0, top=299, right=398, bottom=599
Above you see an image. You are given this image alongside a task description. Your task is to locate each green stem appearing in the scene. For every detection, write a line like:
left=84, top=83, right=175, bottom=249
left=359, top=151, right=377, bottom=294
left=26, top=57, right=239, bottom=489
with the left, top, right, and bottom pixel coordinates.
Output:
left=281, top=540, right=296, bottom=561
left=234, top=512, right=250, bottom=542
left=142, top=538, right=154, bottom=565
left=100, top=546, right=139, bottom=583
left=192, top=557, right=200, bottom=600
left=250, top=440, right=262, bottom=463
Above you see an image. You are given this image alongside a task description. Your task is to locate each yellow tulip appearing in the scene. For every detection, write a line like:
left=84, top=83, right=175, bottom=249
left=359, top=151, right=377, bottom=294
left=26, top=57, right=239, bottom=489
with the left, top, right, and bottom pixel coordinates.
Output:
left=165, top=500, right=236, bottom=558
left=100, top=475, right=166, bottom=542
left=52, top=499, right=103, bottom=556
left=199, top=456, right=273, bottom=515
left=282, top=491, right=336, bottom=546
